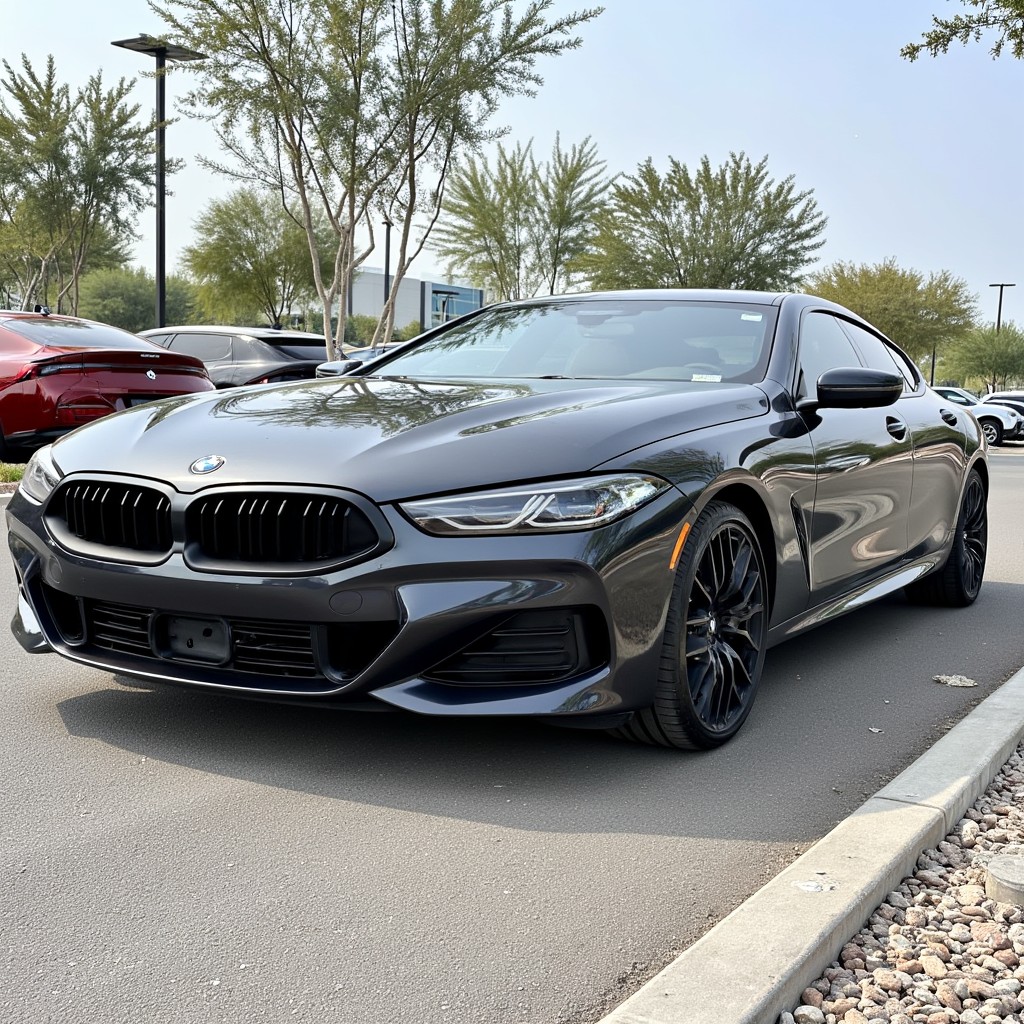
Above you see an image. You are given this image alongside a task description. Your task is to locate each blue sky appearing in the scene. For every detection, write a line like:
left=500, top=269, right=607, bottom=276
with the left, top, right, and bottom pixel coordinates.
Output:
left=5, top=0, right=1022, bottom=322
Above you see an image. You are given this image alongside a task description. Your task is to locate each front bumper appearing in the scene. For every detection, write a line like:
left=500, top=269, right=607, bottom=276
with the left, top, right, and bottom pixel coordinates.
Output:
left=7, top=482, right=690, bottom=720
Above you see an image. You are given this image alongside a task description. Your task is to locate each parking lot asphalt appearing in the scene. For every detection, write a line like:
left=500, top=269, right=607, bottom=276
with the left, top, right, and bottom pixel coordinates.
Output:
left=596, top=664, right=1024, bottom=1024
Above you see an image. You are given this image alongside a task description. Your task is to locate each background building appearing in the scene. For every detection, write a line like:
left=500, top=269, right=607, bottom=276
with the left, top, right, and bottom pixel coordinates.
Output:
left=349, top=268, right=484, bottom=333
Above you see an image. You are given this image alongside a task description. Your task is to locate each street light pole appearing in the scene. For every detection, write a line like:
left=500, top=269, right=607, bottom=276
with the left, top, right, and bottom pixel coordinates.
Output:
left=990, top=282, right=1016, bottom=333
left=111, top=35, right=206, bottom=329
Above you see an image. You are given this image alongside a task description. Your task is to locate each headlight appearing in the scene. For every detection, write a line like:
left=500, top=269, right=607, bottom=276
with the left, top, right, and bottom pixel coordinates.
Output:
left=18, top=445, right=62, bottom=504
left=399, top=474, right=671, bottom=535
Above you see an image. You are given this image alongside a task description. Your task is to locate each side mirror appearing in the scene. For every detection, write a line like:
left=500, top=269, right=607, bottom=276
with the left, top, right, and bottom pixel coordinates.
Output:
left=806, top=367, right=903, bottom=410
left=315, top=359, right=364, bottom=378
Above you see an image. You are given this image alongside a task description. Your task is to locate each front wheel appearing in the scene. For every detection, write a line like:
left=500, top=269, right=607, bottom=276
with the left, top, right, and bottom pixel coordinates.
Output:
left=614, top=501, right=769, bottom=749
left=980, top=418, right=1003, bottom=446
left=905, top=469, right=987, bottom=607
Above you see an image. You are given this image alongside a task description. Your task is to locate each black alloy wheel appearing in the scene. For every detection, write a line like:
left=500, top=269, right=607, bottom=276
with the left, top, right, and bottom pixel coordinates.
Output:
left=906, top=469, right=987, bottom=607
left=979, top=419, right=1003, bottom=447
left=616, top=501, right=768, bottom=749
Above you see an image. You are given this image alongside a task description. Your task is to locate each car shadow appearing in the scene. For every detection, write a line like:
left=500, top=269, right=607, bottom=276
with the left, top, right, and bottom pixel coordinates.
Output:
left=55, top=583, right=1024, bottom=845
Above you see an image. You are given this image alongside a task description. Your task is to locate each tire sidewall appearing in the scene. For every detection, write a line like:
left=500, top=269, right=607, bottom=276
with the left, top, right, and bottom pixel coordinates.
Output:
left=662, top=501, right=768, bottom=747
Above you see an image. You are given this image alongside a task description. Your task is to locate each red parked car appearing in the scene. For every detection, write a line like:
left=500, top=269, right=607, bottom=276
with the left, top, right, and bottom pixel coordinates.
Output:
left=0, top=309, right=214, bottom=457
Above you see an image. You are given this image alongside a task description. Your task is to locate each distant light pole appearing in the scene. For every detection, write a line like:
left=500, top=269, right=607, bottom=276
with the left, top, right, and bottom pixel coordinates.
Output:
left=382, top=217, right=393, bottom=309
left=990, top=282, right=1016, bottom=333
left=111, top=34, right=206, bottom=329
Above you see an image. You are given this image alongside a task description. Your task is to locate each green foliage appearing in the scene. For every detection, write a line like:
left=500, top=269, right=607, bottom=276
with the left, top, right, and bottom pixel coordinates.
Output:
left=393, top=320, right=423, bottom=342
left=78, top=266, right=201, bottom=333
left=183, top=188, right=324, bottom=327
left=944, top=322, right=1024, bottom=391
left=577, top=152, right=827, bottom=291
left=344, top=314, right=380, bottom=347
left=151, top=0, right=603, bottom=354
left=902, top=1, right=1024, bottom=60
left=0, top=54, right=156, bottom=311
left=433, top=134, right=610, bottom=300
left=0, top=463, right=23, bottom=482
left=808, top=258, right=978, bottom=364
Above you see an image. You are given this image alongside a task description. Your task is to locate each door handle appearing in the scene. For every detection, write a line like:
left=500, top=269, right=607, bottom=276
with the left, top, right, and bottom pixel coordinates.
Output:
left=940, top=408, right=958, bottom=426
left=886, top=416, right=908, bottom=441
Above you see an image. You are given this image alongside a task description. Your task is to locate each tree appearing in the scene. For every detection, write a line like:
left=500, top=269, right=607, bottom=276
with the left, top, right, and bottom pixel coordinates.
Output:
left=577, top=152, right=827, bottom=291
left=944, top=322, right=1024, bottom=391
left=433, top=134, right=609, bottom=300
left=0, top=55, right=156, bottom=312
left=183, top=188, right=324, bottom=326
left=808, top=259, right=978, bottom=371
left=78, top=266, right=200, bottom=332
left=152, top=0, right=602, bottom=356
left=902, top=1, right=1024, bottom=60
left=394, top=320, right=423, bottom=341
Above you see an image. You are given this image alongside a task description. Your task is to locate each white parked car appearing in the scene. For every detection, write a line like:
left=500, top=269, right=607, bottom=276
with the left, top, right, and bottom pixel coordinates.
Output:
left=979, top=390, right=1024, bottom=421
left=932, top=386, right=1022, bottom=446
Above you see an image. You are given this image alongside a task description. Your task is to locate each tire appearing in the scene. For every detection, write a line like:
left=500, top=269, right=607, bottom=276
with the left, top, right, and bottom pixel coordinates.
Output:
left=905, top=469, right=987, bottom=607
left=613, top=501, right=769, bottom=749
left=980, top=418, right=1003, bottom=446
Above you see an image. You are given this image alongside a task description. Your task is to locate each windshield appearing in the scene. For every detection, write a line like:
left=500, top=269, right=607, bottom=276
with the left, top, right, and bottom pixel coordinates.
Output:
left=374, top=299, right=778, bottom=383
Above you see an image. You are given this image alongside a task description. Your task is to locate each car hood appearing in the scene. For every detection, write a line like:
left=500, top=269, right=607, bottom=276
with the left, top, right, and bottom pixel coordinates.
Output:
left=49, top=376, right=769, bottom=501
left=972, top=403, right=1018, bottom=423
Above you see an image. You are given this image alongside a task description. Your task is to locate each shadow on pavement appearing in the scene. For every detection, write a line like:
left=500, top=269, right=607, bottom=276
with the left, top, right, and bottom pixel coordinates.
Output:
left=55, top=583, right=1024, bottom=845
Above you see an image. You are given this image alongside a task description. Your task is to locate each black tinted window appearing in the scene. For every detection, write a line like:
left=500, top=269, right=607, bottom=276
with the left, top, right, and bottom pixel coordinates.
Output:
left=797, top=313, right=860, bottom=400
left=170, top=333, right=232, bottom=360
left=3, top=318, right=150, bottom=349
left=841, top=321, right=917, bottom=391
left=265, top=343, right=329, bottom=360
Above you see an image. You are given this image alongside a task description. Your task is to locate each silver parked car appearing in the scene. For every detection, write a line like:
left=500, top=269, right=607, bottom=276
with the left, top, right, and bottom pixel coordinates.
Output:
left=932, top=386, right=1022, bottom=446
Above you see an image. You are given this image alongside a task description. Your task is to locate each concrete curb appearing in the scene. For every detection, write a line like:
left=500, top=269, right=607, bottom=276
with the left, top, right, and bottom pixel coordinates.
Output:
left=597, top=665, right=1024, bottom=1024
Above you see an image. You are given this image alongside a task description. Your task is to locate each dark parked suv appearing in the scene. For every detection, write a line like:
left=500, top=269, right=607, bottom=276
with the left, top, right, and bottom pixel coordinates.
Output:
left=139, top=325, right=332, bottom=388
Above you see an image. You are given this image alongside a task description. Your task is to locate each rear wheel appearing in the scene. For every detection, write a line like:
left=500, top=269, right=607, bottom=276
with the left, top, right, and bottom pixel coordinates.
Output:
left=979, top=418, right=1003, bottom=446
left=905, top=469, right=987, bottom=607
left=614, top=501, right=768, bottom=749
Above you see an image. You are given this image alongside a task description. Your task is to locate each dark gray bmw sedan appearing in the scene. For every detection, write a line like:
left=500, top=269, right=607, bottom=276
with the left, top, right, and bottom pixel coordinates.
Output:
left=6, top=290, right=988, bottom=748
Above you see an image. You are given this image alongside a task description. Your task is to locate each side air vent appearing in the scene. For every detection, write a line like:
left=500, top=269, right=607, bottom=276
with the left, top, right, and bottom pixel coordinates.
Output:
left=424, top=608, right=608, bottom=686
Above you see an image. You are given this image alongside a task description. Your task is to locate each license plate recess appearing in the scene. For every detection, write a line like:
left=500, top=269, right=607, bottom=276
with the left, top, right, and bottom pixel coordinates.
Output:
left=154, top=615, right=231, bottom=665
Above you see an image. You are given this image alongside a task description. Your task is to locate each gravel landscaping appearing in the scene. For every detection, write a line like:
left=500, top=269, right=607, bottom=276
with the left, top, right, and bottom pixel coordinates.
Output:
left=779, top=742, right=1024, bottom=1024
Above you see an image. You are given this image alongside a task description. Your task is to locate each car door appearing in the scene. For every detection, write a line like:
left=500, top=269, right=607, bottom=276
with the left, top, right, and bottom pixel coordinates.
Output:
left=840, top=320, right=967, bottom=562
left=796, top=311, right=913, bottom=603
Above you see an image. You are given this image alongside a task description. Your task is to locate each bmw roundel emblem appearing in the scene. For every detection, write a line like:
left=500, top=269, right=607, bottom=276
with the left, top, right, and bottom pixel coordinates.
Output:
left=145, top=369, right=157, bottom=380
left=190, top=455, right=226, bottom=475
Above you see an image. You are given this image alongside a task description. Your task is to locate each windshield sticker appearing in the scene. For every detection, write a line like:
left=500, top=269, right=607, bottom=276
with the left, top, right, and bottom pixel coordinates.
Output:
left=692, top=373, right=722, bottom=382
left=740, top=313, right=763, bottom=321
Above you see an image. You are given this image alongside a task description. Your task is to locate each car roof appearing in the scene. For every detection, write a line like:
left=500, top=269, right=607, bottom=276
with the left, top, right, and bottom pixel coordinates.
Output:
left=494, top=288, right=791, bottom=309
left=138, top=325, right=326, bottom=340
left=1, top=309, right=96, bottom=324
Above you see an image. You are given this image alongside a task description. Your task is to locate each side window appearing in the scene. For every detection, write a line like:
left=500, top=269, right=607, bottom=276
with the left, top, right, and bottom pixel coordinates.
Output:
left=841, top=321, right=918, bottom=392
left=145, top=333, right=173, bottom=348
left=232, top=337, right=260, bottom=362
left=797, top=313, right=861, bottom=401
left=941, top=391, right=972, bottom=406
left=170, top=333, right=232, bottom=361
